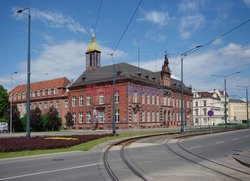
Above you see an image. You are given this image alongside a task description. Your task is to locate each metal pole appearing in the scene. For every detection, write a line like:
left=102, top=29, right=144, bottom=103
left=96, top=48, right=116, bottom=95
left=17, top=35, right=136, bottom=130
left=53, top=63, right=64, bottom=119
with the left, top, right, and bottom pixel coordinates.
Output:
left=10, top=74, right=13, bottom=134
left=112, top=55, right=116, bottom=135
left=246, top=87, right=249, bottom=128
left=224, top=77, right=227, bottom=129
left=26, top=11, right=31, bottom=140
left=181, top=56, right=184, bottom=134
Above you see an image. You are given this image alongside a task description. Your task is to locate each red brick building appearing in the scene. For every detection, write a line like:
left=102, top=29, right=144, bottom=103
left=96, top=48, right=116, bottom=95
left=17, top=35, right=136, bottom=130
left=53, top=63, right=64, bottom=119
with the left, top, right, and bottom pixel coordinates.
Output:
left=11, top=77, right=71, bottom=126
left=68, top=33, right=193, bottom=130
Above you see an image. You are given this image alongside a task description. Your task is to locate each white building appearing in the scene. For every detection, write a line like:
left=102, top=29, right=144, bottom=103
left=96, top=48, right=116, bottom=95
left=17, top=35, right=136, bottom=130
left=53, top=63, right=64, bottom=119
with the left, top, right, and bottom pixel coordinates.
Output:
left=229, top=99, right=249, bottom=123
left=193, top=89, right=229, bottom=126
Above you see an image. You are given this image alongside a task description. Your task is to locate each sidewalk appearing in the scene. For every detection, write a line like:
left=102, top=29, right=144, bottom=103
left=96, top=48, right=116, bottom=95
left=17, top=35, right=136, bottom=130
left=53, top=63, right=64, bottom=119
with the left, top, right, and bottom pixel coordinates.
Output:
left=232, top=150, right=250, bottom=168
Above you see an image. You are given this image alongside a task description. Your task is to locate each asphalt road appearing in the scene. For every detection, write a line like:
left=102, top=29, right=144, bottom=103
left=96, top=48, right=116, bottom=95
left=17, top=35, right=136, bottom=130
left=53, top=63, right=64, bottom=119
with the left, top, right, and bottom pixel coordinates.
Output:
left=0, top=129, right=249, bottom=181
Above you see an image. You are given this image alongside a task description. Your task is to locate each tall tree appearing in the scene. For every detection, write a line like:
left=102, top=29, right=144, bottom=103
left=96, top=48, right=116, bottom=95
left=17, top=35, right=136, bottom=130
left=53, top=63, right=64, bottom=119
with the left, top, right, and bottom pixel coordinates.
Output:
left=46, top=107, right=61, bottom=131
left=0, top=85, right=9, bottom=122
left=12, top=104, right=23, bottom=132
left=31, top=107, right=43, bottom=131
left=65, top=111, right=73, bottom=128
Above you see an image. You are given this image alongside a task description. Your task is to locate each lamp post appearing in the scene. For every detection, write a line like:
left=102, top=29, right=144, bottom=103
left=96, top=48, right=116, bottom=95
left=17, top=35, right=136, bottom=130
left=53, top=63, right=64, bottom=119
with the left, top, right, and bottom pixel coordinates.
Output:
left=236, top=85, right=250, bottom=127
left=108, top=53, right=116, bottom=135
left=17, top=8, right=31, bottom=140
left=212, top=72, right=240, bottom=129
left=180, top=44, right=202, bottom=134
left=10, top=72, right=18, bottom=133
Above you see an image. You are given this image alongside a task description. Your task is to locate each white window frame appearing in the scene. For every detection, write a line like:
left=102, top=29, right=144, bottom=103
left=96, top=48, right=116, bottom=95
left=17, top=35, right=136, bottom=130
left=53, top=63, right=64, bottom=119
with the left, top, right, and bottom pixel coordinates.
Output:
left=86, top=112, right=91, bottom=123
left=115, top=91, right=119, bottom=103
left=64, top=99, right=68, bottom=108
left=99, top=110, right=105, bottom=123
left=147, top=111, right=151, bottom=122
left=87, top=96, right=91, bottom=106
left=133, top=112, right=137, bottom=122
left=79, top=112, right=83, bottom=123
left=156, top=96, right=159, bottom=105
left=79, top=95, right=83, bottom=106
left=72, top=96, right=76, bottom=107
left=99, top=93, right=104, bottom=105
left=142, top=93, right=145, bottom=104
left=48, top=89, right=51, bottom=96
left=152, top=95, right=155, bottom=105
left=152, top=111, right=155, bottom=122
left=72, top=113, right=76, bottom=124
left=54, top=88, right=58, bottom=95
left=142, top=111, right=145, bottom=122
left=133, top=91, right=137, bottom=103
left=147, top=94, right=150, bottom=104
left=115, top=110, right=119, bottom=123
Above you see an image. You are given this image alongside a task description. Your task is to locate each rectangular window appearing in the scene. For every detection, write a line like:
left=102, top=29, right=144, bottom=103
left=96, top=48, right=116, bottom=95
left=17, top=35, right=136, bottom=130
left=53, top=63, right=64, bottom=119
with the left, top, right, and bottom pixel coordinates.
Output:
left=142, top=93, right=145, bottom=104
left=147, top=95, right=150, bottom=104
left=168, top=98, right=171, bottom=106
left=22, top=93, right=26, bottom=99
left=115, top=91, right=119, bottom=103
left=195, top=109, right=198, bottom=116
left=99, top=110, right=105, bottom=123
left=133, top=91, right=137, bottom=103
left=87, top=96, right=91, bottom=106
left=54, top=88, right=58, bottom=95
left=56, top=101, right=59, bottom=109
left=79, top=112, right=83, bottom=123
left=173, top=98, right=175, bottom=107
left=37, top=90, right=40, bottom=97
left=133, top=112, right=137, bottom=122
left=32, top=91, right=35, bottom=98
left=79, top=95, right=83, bottom=106
left=99, top=93, right=104, bottom=105
left=72, top=96, right=76, bottom=107
left=203, top=100, right=207, bottom=107
left=64, top=100, right=68, bottom=108
left=48, top=89, right=51, bottom=95
left=87, top=112, right=91, bottom=123
left=44, top=102, right=48, bottom=109
left=72, top=113, right=76, bottom=124
left=50, top=102, right=53, bottom=108
left=179, top=100, right=181, bottom=108
left=147, top=111, right=151, bottom=122
left=156, top=96, right=159, bottom=105
left=142, top=111, right=145, bottom=122
left=152, top=111, right=155, bottom=122
left=152, top=95, right=155, bottom=105
left=42, top=89, right=46, bottom=96
left=164, top=97, right=167, bottom=106
left=115, top=110, right=119, bottom=123
left=195, top=101, right=198, bottom=107
left=157, top=112, right=160, bottom=122
left=38, top=103, right=42, bottom=109
left=176, top=99, right=178, bottom=107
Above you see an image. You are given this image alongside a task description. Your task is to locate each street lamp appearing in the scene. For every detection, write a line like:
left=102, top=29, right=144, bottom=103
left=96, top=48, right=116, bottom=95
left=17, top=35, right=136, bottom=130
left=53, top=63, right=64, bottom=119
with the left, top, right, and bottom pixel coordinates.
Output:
left=17, top=8, right=31, bottom=140
left=211, top=72, right=240, bottom=128
left=236, top=85, right=250, bottom=127
left=108, top=53, right=116, bottom=135
left=180, top=44, right=202, bottom=134
left=10, top=72, right=18, bottom=133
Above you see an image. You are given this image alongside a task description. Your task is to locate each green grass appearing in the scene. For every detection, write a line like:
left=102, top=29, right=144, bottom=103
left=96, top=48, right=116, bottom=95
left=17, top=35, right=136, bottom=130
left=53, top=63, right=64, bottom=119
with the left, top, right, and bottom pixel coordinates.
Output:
left=0, top=131, right=170, bottom=159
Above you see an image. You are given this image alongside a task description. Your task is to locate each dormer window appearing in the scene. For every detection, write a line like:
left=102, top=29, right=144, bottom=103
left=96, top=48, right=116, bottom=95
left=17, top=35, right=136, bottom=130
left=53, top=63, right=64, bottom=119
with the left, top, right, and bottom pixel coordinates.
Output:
left=145, top=75, right=149, bottom=79
left=53, top=88, right=58, bottom=95
left=137, top=73, right=141, bottom=77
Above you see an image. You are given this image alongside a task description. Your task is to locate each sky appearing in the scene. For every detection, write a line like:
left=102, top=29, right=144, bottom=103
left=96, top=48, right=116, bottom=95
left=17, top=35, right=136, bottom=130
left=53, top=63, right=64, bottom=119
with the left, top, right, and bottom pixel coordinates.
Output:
left=0, top=0, right=250, bottom=100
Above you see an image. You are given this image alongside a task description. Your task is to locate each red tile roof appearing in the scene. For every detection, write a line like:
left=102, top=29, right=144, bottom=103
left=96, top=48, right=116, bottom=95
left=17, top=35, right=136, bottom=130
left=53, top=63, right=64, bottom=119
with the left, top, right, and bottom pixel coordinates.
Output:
left=11, top=77, right=70, bottom=94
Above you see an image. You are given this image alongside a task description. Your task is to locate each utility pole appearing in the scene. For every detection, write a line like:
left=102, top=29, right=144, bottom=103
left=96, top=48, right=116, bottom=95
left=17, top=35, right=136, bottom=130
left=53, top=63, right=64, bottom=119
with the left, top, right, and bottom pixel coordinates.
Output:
left=237, top=85, right=250, bottom=128
left=17, top=8, right=31, bottom=140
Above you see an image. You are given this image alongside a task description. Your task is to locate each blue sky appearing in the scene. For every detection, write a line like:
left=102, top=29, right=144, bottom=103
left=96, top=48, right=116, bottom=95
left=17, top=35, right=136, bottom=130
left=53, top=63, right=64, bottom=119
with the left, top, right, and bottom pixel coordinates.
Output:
left=0, top=0, right=250, bottom=99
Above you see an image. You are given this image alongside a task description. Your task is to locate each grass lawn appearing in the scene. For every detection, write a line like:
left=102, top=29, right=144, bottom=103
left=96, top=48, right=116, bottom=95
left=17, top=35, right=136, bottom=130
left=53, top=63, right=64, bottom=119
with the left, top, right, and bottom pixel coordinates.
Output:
left=0, top=131, right=172, bottom=159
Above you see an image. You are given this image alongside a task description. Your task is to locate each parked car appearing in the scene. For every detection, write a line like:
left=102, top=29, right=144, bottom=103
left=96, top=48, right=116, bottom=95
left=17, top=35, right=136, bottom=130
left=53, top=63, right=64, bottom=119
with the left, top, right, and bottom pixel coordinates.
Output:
left=0, top=122, right=8, bottom=133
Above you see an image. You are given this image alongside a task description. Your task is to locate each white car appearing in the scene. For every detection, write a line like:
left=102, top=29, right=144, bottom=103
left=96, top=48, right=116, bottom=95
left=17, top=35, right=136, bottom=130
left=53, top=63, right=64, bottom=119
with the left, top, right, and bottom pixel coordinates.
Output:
left=0, top=122, right=8, bottom=133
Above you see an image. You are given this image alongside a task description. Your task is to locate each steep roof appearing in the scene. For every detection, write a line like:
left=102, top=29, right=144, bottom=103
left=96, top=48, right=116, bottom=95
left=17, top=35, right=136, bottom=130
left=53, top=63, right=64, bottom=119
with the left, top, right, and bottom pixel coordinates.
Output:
left=86, top=32, right=100, bottom=52
left=70, top=62, right=191, bottom=93
left=11, top=77, right=71, bottom=94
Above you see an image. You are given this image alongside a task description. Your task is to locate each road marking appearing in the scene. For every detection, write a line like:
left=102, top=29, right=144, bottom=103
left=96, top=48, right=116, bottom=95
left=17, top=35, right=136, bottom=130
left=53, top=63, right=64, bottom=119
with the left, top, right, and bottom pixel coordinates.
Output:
left=189, top=145, right=203, bottom=150
left=215, top=141, right=224, bottom=144
left=232, top=138, right=239, bottom=141
left=0, top=162, right=102, bottom=181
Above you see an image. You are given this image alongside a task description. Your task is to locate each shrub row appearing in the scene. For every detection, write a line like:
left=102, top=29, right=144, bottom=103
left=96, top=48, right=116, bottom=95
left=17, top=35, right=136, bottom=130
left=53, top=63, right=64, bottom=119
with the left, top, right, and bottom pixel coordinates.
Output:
left=0, top=134, right=112, bottom=152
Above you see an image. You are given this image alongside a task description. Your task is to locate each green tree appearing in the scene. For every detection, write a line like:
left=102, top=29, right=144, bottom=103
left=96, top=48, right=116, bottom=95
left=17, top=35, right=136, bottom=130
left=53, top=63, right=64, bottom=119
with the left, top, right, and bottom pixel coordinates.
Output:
left=0, top=85, right=9, bottom=122
left=11, top=104, right=23, bottom=132
left=30, top=107, right=43, bottom=131
left=65, top=111, right=73, bottom=128
left=45, top=107, right=62, bottom=131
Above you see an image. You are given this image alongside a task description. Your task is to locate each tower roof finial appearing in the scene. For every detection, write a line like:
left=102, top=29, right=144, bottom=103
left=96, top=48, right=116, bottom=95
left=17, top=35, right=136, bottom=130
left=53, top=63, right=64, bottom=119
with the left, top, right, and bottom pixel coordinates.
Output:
left=87, top=32, right=100, bottom=52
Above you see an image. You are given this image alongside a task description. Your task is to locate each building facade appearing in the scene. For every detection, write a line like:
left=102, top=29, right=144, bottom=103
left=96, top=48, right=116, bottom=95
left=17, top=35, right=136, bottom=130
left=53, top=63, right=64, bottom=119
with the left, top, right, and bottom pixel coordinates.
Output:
left=68, top=33, right=193, bottom=130
left=10, top=77, right=71, bottom=126
left=193, top=89, right=229, bottom=126
left=228, top=99, right=249, bottom=123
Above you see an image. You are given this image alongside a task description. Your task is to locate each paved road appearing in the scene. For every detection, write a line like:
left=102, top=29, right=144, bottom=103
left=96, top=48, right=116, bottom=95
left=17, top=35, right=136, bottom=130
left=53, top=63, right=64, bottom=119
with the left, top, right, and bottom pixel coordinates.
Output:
left=0, top=129, right=249, bottom=181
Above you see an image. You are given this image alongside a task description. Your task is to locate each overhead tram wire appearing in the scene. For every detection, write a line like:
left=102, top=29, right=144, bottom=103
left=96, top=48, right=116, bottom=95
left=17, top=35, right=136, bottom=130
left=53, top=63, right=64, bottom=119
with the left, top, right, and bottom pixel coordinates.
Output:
left=111, top=0, right=143, bottom=56
left=94, top=0, right=103, bottom=33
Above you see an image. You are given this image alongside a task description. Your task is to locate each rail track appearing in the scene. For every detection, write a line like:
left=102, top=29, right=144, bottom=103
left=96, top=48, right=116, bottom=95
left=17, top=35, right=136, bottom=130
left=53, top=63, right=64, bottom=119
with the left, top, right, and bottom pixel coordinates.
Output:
left=163, top=138, right=250, bottom=181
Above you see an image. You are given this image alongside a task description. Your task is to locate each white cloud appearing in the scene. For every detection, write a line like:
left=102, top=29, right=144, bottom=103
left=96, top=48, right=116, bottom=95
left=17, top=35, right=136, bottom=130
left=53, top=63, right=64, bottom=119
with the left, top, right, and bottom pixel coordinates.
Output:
left=12, top=7, right=86, bottom=33
left=138, top=10, right=169, bottom=26
left=144, top=31, right=167, bottom=43
left=179, top=14, right=205, bottom=39
left=178, top=0, right=202, bottom=13
left=218, top=43, right=250, bottom=58
left=244, top=0, right=250, bottom=7
left=1, top=40, right=127, bottom=90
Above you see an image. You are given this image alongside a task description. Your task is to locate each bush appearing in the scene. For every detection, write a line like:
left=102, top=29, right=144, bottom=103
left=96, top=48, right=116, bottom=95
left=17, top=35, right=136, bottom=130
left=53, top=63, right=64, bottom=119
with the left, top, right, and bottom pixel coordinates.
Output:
left=44, top=107, right=61, bottom=131
left=30, top=107, right=43, bottom=131
left=0, top=134, right=112, bottom=152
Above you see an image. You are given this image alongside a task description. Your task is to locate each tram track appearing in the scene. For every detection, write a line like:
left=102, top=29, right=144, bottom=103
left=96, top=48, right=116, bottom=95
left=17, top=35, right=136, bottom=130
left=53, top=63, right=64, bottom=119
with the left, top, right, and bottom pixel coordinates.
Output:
left=163, top=138, right=249, bottom=181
